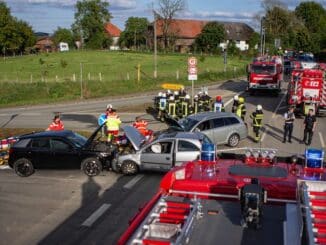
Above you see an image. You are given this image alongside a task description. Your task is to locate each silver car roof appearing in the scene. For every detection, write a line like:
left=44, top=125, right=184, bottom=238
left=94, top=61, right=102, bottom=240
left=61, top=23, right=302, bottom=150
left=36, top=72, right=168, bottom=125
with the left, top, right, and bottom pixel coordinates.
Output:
left=185, top=111, right=238, bottom=121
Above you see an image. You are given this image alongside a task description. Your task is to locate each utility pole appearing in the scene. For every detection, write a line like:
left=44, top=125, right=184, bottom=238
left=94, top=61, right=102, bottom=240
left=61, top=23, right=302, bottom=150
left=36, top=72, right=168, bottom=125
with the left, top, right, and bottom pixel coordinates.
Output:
left=80, top=62, right=83, bottom=99
left=153, top=2, right=158, bottom=79
left=260, top=17, right=266, bottom=56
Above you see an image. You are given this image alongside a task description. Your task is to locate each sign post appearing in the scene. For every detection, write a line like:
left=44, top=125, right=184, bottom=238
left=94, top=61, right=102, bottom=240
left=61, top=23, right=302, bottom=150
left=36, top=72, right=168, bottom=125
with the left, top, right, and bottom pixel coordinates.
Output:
left=188, top=57, right=198, bottom=105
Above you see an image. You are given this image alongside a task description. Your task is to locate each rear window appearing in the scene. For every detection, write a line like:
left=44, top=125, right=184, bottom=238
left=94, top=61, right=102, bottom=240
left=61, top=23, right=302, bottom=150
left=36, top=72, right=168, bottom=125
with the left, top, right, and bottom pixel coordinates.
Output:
left=13, top=138, right=31, bottom=148
left=224, top=117, right=240, bottom=126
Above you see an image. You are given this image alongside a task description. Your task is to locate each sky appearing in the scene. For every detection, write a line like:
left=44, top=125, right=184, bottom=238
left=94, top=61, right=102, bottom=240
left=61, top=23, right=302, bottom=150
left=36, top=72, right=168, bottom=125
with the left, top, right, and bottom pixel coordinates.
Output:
left=4, top=0, right=326, bottom=33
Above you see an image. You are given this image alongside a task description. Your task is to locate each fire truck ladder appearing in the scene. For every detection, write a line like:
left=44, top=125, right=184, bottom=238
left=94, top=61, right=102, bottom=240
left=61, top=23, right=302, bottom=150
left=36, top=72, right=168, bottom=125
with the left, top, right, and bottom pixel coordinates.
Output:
left=129, top=196, right=203, bottom=245
left=299, top=180, right=326, bottom=245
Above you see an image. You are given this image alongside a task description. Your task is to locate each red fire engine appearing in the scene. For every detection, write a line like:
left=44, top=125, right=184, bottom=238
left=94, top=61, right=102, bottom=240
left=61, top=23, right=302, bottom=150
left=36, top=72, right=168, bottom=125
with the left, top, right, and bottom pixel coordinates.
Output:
left=247, top=57, right=283, bottom=95
left=118, top=147, right=326, bottom=245
left=287, top=68, right=326, bottom=115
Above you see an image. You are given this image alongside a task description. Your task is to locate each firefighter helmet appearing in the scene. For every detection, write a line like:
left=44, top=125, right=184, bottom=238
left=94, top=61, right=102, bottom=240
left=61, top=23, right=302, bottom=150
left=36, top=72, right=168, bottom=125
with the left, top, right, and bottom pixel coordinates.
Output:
left=169, top=96, right=175, bottom=101
left=167, top=90, right=171, bottom=94
left=238, top=97, right=244, bottom=104
left=194, top=95, right=198, bottom=99
left=234, top=95, right=239, bottom=101
left=158, top=92, right=162, bottom=97
left=185, top=94, right=190, bottom=99
left=162, top=93, right=166, bottom=98
left=216, top=95, right=222, bottom=102
left=174, top=91, right=179, bottom=96
left=106, top=104, right=113, bottom=109
left=257, top=105, right=262, bottom=111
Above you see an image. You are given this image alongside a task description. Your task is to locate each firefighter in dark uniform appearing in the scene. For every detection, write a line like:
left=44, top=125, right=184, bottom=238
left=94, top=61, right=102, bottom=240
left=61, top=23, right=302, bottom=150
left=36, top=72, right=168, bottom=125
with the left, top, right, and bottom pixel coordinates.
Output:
left=158, top=93, right=167, bottom=122
left=302, top=108, right=317, bottom=146
left=250, top=105, right=264, bottom=142
left=167, top=96, right=177, bottom=119
left=181, top=94, right=192, bottom=118
left=193, top=95, right=199, bottom=114
left=232, top=95, right=239, bottom=113
left=202, top=91, right=212, bottom=111
left=283, top=106, right=295, bottom=143
left=236, top=97, right=247, bottom=121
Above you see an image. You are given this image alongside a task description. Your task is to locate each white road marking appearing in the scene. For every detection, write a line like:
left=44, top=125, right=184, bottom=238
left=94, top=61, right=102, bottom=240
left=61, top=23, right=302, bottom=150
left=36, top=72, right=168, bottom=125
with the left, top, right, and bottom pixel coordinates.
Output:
left=261, top=92, right=287, bottom=142
left=81, top=203, right=111, bottom=227
left=123, top=174, right=144, bottom=189
left=319, top=132, right=325, bottom=148
left=0, top=165, right=11, bottom=170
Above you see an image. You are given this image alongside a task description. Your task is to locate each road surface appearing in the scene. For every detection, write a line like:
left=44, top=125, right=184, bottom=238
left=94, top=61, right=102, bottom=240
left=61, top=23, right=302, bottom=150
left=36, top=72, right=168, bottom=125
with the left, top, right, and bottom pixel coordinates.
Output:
left=0, top=78, right=325, bottom=245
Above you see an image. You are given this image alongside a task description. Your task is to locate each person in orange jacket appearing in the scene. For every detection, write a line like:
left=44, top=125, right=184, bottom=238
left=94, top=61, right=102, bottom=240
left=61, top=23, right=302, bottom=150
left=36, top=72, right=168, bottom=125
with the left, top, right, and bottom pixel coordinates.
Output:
left=133, top=116, right=148, bottom=136
left=47, top=115, right=64, bottom=131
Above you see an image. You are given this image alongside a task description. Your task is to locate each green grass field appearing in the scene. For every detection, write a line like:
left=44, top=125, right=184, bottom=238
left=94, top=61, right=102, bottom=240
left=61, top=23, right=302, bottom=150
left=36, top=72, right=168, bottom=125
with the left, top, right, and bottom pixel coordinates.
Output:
left=0, top=51, right=250, bottom=107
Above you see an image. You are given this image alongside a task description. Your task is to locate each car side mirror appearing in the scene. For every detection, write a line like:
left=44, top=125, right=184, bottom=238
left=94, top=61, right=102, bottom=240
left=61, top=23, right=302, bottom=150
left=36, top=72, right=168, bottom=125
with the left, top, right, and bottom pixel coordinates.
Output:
left=151, top=144, right=162, bottom=154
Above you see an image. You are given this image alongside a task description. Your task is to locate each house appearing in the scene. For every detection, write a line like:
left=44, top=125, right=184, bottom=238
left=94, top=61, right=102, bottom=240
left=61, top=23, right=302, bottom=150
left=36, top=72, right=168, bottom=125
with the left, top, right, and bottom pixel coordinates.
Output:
left=148, top=19, right=254, bottom=53
left=105, top=22, right=122, bottom=50
left=34, top=36, right=55, bottom=52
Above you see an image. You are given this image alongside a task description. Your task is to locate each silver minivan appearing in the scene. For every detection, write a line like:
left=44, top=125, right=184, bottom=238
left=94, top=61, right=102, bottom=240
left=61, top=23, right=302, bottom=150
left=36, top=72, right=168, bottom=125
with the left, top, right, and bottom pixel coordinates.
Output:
left=112, top=126, right=213, bottom=175
left=168, top=112, right=248, bottom=147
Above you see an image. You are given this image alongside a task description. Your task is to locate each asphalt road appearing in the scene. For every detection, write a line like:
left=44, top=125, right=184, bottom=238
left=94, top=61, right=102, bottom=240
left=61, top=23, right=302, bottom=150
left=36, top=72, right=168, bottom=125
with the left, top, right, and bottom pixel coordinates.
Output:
left=0, top=78, right=325, bottom=245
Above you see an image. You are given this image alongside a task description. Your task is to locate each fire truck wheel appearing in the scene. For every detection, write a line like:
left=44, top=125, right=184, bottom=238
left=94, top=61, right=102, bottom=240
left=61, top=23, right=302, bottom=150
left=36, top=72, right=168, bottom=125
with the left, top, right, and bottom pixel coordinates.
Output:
left=228, top=134, right=240, bottom=147
left=121, top=160, right=138, bottom=175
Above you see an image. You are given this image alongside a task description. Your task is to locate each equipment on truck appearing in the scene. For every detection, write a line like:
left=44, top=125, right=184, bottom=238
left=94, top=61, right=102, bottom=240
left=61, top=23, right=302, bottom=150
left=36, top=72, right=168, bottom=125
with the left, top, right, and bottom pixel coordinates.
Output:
left=287, top=68, right=326, bottom=115
left=247, top=57, right=283, bottom=95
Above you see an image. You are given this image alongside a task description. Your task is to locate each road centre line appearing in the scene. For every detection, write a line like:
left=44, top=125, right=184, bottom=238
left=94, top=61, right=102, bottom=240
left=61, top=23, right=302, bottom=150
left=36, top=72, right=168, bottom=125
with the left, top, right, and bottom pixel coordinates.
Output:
left=319, top=132, right=325, bottom=148
left=81, top=203, right=111, bottom=227
left=261, top=92, right=287, bottom=142
left=123, top=174, right=144, bottom=189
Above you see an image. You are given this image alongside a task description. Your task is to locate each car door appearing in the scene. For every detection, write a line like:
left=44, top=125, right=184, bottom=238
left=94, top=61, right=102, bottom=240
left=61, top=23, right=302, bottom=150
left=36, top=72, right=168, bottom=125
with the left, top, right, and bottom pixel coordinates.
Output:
left=30, top=137, right=52, bottom=168
left=193, top=119, right=215, bottom=142
left=175, top=140, right=200, bottom=166
left=224, top=117, right=241, bottom=138
left=140, top=140, right=174, bottom=171
left=49, top=138, right=80, bottom=169
left=211, top=118, right=228, bottom=144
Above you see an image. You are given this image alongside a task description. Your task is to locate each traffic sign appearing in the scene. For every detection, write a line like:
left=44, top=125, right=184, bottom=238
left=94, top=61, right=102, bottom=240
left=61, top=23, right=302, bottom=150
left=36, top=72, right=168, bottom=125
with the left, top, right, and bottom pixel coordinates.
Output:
left=188, top=74, right=198, bottom=80
left=188, top=57, right=197, bottom=66
left=161, top=83, right=185, bottom=90
left=188, top=67, right=198, bottom=74
left=188, top=57, right=197, bottom=81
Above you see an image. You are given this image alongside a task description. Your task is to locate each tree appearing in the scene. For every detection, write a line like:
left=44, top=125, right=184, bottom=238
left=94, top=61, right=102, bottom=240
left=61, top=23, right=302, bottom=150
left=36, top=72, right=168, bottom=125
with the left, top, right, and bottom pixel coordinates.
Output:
left=0, top=2, right=35, bottom=55
left=53, top=27, right=74, bottom=49
left=227, top=41, right=240, bottom=56
left=72, top=0, right=112, bottom=49
left=293, top=27, right=312, bottom=52
left=156, top=0, right=186, bottom=50
left=119, top=17, right=149, bottom=49
left=194, top=22, right=225, bottom=54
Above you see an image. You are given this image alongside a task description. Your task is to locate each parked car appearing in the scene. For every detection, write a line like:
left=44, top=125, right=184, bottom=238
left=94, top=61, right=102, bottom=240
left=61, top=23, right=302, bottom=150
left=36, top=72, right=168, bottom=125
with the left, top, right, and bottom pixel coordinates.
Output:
left=166, top=112, right=247, bottom=147
left=8, top=126, right=116, bottom=177
left=112, top=125, right=213, bottom=175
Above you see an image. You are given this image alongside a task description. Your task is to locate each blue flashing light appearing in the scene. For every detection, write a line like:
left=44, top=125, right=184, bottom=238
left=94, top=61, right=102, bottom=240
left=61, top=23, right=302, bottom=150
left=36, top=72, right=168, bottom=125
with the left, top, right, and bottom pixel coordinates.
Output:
left=98, top=114, right=106, bottom=126
left=305, top=148, right=324, bottom=169
left=201, top=144, right=216, bottom=162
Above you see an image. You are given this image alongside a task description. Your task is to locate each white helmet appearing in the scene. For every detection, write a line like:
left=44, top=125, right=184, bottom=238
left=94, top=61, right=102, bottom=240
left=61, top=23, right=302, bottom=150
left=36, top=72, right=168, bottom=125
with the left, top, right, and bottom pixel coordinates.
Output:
left=158, top=92, right=162, bottom=97
left=204, top=91, right=208, bottom=95
left=106, top=104, right=113, bottom=109
left=234, top=95, right=239, bottom=101
left=194, top=95, right=198, bottom=99
left=167, top=90, right=171, bottom=94
left=257, top=105, right=262, bottom=111
left=174, top=91, right=179, bottom=95
left=185, top=94, right=190, bottom=99
left=169, top=96, right=175, bottom=100
left=162, top=93, right=166, bottom=98
left=198, top=91, right=203, bottom=95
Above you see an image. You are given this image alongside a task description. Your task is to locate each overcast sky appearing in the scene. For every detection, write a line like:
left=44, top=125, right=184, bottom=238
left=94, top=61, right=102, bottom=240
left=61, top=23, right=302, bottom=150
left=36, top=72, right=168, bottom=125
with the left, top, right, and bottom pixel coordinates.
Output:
left=4, top=0, right=326, bottom=33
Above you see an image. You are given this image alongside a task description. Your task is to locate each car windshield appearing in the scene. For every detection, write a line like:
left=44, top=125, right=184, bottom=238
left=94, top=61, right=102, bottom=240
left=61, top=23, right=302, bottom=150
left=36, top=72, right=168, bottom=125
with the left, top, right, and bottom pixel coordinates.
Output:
left=251, top=65, right=276, bottom=75
left=178, top=118, right=199, bottom=131
left=67, top=132, right=87, bottom=148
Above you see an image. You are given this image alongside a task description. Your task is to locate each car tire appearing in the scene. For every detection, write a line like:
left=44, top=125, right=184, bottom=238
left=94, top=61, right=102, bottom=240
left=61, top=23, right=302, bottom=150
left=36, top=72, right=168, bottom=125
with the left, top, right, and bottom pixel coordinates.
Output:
left=13, top=158, right=34, bottom=177
left=81, top=157, right=102, bottom=177
left=121, top=160, right=138, bottom=175
left=228, top=134, right=240, bottom=147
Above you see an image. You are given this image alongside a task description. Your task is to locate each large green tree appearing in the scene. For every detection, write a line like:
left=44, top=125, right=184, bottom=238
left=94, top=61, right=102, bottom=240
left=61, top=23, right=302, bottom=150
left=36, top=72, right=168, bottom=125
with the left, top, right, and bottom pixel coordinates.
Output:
left=194, top=22, right=226, bottom=54
left=0, top=2, right=35, bottom=55
left=52, top=27, right=74, bottom=48
left=72, top=0, right=112, bottom=49
left=119, top=17, right=149, bottom=49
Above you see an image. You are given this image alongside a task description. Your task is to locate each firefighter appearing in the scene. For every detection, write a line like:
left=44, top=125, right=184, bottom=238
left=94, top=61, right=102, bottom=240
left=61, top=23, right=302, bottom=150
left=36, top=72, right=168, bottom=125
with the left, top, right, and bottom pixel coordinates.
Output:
left=179, top=87, right=187, bottom=101
left=193, top=95, right=199, bottom=114
left=133, top=116, right=148, bottom=136
left=174, top=91, right=182, bottom=117
left=236, top=97, right=246, bottom=121
left=202, top=91, right=212, bottom=111
left=154, top=92, right=162, bottom=111
left=158, top=93, right=167, bottom=121
left=106, top=106, right=121, bottom=142
left=197, top=91, right=204, bottom=112
left=46, top=115, right=64, bottom=131
left=232, top=95, right=239, bottom=113
left=302, top=108, right=317, bottom=146
left=213, top=95, right=225, bottom=112
left=167, top=96, right=177, bottom=118
left=181, top=94, right=192, bottom=118
left=283, top=106, right=295, bottom=143
left=250, top=105, right=264, bottom=142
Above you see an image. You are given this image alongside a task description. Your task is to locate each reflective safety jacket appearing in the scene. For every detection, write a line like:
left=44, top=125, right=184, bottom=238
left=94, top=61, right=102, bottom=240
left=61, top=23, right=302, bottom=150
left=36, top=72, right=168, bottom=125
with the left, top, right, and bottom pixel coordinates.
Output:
left=250, top=111, right=264, bottom=127
left=47, top=121, right=64, bottom=131
left=213, top=102, right=225, bottom=112
left=159, top=97, right=167, bottom=110
left=106, top=113, right=121, bottom=131
left=236, top=104, right=246, bottom=119
left=133, top=120, right=148, bottom=135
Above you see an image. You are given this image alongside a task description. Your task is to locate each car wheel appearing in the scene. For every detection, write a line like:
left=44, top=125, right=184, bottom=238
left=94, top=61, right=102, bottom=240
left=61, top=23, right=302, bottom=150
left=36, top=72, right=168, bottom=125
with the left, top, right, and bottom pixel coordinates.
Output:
left=121, top=160, right=138, bottom=175
left=13, top=158, right=34, bottom=177
left=81, top=157, right=102, bottom=177
left=228, top=134, right=240, bottom=147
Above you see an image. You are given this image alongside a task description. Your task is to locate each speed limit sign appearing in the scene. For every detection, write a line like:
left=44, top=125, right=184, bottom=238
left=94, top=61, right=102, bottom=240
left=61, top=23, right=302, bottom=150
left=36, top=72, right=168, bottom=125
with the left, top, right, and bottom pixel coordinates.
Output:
left=188, top=57, right=197, bottom=66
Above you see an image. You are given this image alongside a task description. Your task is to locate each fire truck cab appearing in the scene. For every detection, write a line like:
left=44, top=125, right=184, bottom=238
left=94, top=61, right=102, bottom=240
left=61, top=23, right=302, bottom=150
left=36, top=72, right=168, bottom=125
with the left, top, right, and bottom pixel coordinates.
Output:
left=287, top=68, right=326, bottom=115
left=247, top=57, right=283, bottom=96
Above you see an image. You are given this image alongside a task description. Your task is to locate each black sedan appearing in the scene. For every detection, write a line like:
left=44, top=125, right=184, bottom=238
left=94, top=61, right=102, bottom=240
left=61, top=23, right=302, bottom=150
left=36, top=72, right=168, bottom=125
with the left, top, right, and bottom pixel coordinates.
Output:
left=8, top=126, right=116, bottom=177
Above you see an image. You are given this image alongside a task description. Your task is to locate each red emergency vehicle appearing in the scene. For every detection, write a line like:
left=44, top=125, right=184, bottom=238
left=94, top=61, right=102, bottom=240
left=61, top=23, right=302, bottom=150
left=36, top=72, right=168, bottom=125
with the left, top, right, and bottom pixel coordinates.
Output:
left=247, top=57, right=283, bottom=95
left=287, top=68, right=326, bottom=115
left=118, top=147, right=326, bottom=245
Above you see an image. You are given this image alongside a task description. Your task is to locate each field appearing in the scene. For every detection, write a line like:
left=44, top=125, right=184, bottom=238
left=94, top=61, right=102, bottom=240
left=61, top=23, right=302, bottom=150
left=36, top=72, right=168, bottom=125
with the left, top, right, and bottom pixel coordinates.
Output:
left=0, top=51, right=250, bottom=107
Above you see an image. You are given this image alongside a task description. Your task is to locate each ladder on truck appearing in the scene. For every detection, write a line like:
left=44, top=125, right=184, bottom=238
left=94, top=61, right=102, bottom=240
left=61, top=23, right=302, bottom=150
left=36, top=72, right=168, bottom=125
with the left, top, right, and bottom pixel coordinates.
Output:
left=298, top=180, right=326, bottom=245
left=128, top=195, right=203, bottom=245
